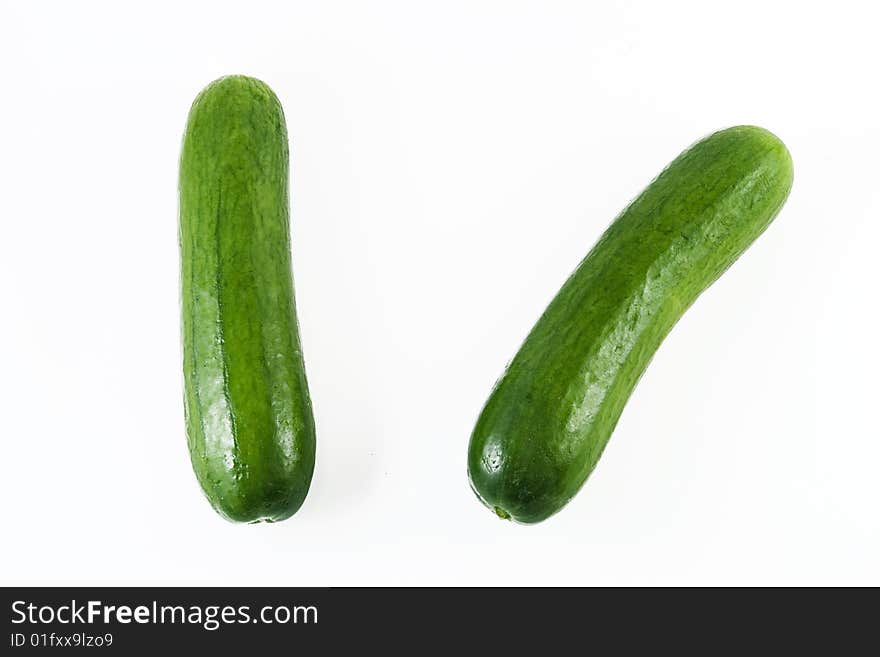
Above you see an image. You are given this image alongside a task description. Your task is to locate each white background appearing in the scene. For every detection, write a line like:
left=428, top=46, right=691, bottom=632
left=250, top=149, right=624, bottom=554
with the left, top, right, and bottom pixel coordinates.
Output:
left=1, top=1, right=877, bottom=586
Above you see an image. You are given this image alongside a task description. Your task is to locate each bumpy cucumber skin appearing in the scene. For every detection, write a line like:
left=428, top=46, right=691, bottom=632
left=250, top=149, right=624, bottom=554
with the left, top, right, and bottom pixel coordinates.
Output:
left=468, top=126, right=793, bottom=524
left=179, top=76, right=315, bottom=523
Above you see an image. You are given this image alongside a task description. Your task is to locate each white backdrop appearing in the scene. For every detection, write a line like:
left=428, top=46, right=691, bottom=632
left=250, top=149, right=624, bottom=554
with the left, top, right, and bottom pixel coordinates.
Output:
left=1, top=1, right=877, bottom=586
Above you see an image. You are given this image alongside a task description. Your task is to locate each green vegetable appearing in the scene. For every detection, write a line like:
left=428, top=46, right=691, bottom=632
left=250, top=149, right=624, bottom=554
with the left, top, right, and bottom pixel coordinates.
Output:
left=179, top=76, right=315, bottom=522
left=467, top=126, right=793, bottom=524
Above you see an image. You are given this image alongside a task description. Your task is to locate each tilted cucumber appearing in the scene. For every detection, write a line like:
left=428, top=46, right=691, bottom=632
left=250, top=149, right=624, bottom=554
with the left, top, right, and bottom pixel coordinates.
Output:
left=467, top=126, right=793, bottom=524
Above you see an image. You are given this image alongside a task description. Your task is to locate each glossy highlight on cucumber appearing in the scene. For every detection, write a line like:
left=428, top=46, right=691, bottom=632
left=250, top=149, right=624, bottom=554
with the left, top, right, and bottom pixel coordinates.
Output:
left=467, top=126, right=793, bottom=524
left=179, top=76, right=315, bottom=522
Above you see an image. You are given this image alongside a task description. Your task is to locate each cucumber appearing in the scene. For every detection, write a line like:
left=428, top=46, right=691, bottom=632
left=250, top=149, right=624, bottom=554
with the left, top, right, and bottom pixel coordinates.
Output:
left=467, top=126, right=793, bottom=524
left=179, top=76, right=315, bottom=522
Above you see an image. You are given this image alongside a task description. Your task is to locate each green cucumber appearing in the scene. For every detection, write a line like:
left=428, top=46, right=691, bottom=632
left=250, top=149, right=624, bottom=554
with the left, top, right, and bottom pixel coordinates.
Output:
left=179, top=76, right=315, bottom=522
left=467, top=126, right=793, bottom=524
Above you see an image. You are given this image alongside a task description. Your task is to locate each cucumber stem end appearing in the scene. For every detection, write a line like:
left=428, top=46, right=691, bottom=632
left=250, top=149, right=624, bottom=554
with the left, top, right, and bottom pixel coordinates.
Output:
left=493, top=506, right=511, bottom=520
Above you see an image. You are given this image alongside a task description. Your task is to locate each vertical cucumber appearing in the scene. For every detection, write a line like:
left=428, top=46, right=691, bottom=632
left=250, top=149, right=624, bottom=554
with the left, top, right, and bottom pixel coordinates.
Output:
left=467, top=126, right=794, bottom=524
left=179, top=76, right=315, bottom=522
